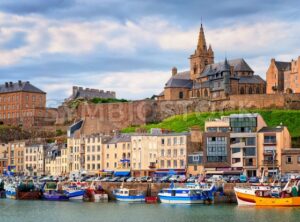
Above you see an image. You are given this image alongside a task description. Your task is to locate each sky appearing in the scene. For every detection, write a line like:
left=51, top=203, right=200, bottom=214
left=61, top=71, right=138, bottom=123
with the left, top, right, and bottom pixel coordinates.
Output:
left=0, top=0, right=300, bottom=107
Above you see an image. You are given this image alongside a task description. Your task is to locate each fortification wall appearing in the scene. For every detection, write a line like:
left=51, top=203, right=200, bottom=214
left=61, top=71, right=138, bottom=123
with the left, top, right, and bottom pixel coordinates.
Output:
left=56, top=94, right=300, bottom=133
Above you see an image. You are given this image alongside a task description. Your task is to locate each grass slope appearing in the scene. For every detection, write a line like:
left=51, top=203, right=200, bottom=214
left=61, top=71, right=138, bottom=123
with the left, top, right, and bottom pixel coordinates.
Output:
left=122, top=110, right=300, bottom=138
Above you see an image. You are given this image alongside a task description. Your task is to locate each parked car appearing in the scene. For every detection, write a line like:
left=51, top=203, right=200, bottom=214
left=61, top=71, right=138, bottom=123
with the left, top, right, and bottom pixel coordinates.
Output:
left=100, top=177, right=111, bottom=182
left=239, top=175, right=248, bottom=183
left=126, top=177, right=136, bottom=182
left=159, top=175, right=171, bottom=183
left=140, top=176, right=152, bottom=182
left=187, top=176, right=199, bottom=183
left=222, top=176, right=231, bottom=183
left=109, top=177, right=120, bottom=182
left=229, top=176, right=240, bottom=183
left=206, top=175, right=223, bottom=183
left=248, top=176, right=259, bottom=183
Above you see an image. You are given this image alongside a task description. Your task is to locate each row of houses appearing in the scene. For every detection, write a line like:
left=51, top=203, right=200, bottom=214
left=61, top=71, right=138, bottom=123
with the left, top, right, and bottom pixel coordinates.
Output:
left=0, top=113, right=299, bottom=178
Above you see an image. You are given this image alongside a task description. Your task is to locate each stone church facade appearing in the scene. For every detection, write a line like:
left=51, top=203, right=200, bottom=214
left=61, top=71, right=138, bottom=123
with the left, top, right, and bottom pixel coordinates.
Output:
left=266, top=57, right=300, bottom=94
left=157, top=24, right=266, bottom=101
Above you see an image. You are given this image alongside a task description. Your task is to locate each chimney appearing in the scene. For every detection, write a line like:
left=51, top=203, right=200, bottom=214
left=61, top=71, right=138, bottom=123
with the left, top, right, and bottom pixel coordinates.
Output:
left=18, top=80, right=22, bottom=86
left=9, top=82, right=13, bottom=87
left=271, top=58, right=275, bottom=64
left=172, top=67, right=177, bottom=76
left=5, top=82, right=8, bottom=87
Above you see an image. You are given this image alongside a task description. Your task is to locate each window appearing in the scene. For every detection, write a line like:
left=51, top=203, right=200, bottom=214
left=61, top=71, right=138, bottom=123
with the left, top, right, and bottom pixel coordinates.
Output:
left=173, top=149, right=177, bottom=157
left=161, top=139, right=165, bottom=145
left=248, top=87, right=253, bottom=94
left=232, top=148, right=241, bottom=154
left=97, top=145, right=100, bottom=152
left=167, top=149, right=171, bottom=157
left=298, top=156, right=300, bottom=164
left=167, top=160, right=171, bottom=167
left=173, top=137, right=177, bottom=145
left=286, top=156, right=292, bottom=164
left=246, top=137, right=256, bottom=146
left=240, top=87, right=245, bottom=94
left=161, top=149, right=164, bottom=157
left=179, top=91, right=184, bottom=99
left=180, top=160, right=184, bottom=168
left=173, top=160, right=177, bottom=168
left=180, top=149, right=184, bottom=156
left=160, top=160, right=164, bottom=168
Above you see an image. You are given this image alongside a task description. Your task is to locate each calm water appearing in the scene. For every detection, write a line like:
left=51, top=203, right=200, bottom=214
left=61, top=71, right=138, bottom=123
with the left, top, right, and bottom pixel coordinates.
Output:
left=1, top=200, right=300, bottom=222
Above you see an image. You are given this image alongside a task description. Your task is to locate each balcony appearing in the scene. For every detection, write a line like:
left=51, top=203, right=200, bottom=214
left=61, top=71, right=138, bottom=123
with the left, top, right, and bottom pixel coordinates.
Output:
left=264, top=140, right=276, bottom=145
left=149, top=162, right=156, bottom=169
left=230, top=141, right=246, bottom=148
left=262, top=159, right=278, bottom=166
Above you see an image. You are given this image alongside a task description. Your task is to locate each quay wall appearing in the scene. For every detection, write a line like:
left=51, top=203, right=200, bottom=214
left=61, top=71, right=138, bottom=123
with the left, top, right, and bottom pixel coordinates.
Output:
left=96, top=182, right=248, bottom=202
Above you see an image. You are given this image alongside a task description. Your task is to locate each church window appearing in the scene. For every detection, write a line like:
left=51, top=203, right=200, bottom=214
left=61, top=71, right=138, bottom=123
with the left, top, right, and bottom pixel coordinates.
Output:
left=204, top=89, right=208, bottom=97
left=240, top=87, right=245, bottom=94
left=256, top=87, right=260, bottom=94
left=179, top=92, right=184, bottom=99
left=249, top=87, right=253, bottom=94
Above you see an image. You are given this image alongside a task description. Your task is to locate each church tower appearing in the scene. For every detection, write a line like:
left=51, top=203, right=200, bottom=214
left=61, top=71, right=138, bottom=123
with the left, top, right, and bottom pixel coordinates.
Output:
left=190, top=23, right=214, bottom=80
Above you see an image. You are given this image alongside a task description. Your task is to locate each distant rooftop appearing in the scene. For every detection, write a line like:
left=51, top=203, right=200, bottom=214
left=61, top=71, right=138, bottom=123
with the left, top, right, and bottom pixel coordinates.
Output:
left=258, top=126, right=285, bottom=133
left=230, top=113, right=259, bottom=118
left=0, top=81, right=45, bottom=94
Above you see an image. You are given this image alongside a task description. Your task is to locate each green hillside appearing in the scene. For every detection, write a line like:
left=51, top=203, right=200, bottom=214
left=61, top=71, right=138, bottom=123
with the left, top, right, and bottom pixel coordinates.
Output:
left=122, top=110, right=300, bottom=138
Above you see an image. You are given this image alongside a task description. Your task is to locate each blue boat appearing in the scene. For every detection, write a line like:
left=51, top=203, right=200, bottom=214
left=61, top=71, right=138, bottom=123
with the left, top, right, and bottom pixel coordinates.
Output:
left=113, top=187, right=145, bottom=202
left=42, top=182, right=69, bottom=201
left=4, top=183, right=17, bottom=199
left=158, top=182, right=216, bottom=204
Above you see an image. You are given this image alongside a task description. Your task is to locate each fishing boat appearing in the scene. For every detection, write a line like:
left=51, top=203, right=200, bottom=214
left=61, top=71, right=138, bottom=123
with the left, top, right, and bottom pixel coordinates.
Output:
left=234, top=177, right=300, bottom=206
left=16, top=180, right=42, bottom=200
left=113, top=184, right=145, bottom=202
left=0, top=179, right=6, bottom=198
left=158, top=182, right=216, bottom=204
left=64, top=182, right=87, bottom=200
left=42, top=182, right=69, bottom=201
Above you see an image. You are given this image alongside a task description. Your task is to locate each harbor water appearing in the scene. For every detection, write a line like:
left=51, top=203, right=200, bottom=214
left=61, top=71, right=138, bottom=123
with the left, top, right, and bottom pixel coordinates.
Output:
left=1, top=200, right=300, bottom=222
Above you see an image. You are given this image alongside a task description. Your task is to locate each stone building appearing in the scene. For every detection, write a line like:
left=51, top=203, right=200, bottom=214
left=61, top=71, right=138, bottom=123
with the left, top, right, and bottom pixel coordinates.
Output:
left=281, top=148, right=300, bottom=174
left=66, top=86, right=116, bottom=101
left=266, top=57, right=300, bottom=94
left=0, top=81, right=47, bottom=128
left=157, top=24, right=266, bottom=101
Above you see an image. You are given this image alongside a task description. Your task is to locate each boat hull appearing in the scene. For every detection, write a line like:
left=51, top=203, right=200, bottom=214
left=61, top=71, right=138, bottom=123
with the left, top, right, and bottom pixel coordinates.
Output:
left=115, top=194, right=145, bottom=202
left=158, top=195, right=205, bottom=204
left=17, top=191, right=41, bottom=200
left=67, top=190, right=85, bottom=200
left=234, top=188, right=300, bottom=206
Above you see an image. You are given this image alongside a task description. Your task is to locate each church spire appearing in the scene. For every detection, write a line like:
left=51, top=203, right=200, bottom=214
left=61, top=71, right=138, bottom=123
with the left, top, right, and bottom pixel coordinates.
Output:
left=197, top=23, right=207, bottom=53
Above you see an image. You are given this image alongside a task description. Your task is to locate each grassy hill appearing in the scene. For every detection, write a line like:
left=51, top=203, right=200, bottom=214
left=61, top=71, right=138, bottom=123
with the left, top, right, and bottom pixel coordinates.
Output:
left=122, top=110, right=300, bottom=138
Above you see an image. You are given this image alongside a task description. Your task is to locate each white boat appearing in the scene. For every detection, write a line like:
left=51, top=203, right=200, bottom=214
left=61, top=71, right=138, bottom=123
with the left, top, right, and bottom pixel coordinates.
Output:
left=158, top=183, right=216, bottom=204
left=4, top=183, right=17, bottom=199
left=113, top=187, right=145, bottom=202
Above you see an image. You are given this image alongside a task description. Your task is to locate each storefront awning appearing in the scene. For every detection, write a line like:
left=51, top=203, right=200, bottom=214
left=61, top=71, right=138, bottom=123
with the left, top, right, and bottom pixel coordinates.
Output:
left=114, top=171, right=131, bottom=177
left=154, top=169, right=186, bottom=176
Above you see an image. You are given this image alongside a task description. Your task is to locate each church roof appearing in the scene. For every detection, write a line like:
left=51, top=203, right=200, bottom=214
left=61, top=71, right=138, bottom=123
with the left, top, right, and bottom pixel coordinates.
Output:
left=274, top=61, right=291, bottom=71
left=202, top=58, right=253, bottom=77
left=165, top=71, right=193, bottom=89
left=238, top=75, right=266, bottom=84
left=0, top=81, right=45, bottom=94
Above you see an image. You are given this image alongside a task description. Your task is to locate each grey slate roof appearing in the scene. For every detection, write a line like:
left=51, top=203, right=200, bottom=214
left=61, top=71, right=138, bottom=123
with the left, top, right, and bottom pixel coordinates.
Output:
left=165, top=71, right=193, bottom=89
left=238, top=75, right=266, bottom=84
left=274, top=61, right=291, bottom=71
left=202, top=58, right=253, bottom=77
left=105, top=134, right=131, bottom=144
left=0, top=81, right=45, bottom=94
left=258, top=126, right=284, bottom=133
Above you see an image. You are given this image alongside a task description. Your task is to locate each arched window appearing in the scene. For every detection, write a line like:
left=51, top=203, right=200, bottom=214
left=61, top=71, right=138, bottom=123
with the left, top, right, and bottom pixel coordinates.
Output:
left=249, top=87, right=253, bottom=94
left=240, top=87, right=245, bottom=95
left=179, top=91, right=184, bottom=99
left=204, top=89, right=208, bottom=97
left=197, top=91, right=200, bottom=97
left=256, top=87, right=260, bottom=94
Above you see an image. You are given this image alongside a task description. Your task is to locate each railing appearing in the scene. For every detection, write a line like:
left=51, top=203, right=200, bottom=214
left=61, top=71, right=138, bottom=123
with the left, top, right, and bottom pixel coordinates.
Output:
left=264, top=140, right=276, bottom=145
left=262, top=160, right=278, bottom=166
